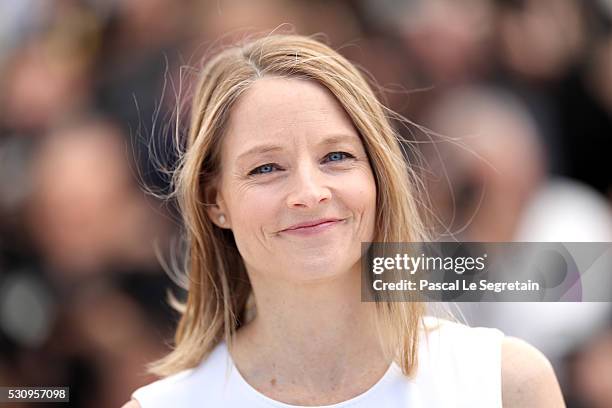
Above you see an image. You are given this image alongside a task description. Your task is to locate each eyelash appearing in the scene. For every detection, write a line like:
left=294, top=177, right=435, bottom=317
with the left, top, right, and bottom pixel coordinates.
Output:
left=248, top=151, right=356, bottom=176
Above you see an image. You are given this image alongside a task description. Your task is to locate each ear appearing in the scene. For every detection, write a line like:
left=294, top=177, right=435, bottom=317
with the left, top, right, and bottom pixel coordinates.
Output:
left=204, top=183, right=232, bottom=229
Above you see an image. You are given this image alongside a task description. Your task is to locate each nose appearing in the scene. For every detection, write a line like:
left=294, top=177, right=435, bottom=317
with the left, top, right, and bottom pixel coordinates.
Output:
left=286, top=162, right=331, bottom=209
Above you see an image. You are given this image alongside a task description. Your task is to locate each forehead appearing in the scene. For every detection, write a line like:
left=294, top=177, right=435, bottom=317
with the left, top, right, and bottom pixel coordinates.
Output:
left=223, top=76, right=359, bottom=154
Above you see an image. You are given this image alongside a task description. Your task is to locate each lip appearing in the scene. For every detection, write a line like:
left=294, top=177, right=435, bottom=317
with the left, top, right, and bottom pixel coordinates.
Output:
left=280, top=218, right=345, bottom=236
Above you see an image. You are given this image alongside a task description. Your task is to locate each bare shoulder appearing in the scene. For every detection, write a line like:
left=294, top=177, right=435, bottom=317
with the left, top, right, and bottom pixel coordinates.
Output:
left=120, top=400, right=141, bottom=408
left=501, top=336, right=565, bottom=408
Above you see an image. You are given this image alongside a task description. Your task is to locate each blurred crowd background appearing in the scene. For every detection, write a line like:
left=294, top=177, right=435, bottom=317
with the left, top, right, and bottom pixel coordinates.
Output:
left=0, top=0, right=611, bottom=407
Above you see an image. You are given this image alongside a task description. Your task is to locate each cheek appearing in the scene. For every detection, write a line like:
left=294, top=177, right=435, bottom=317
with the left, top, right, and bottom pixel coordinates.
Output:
left=226, top=185, right=280, bottom=235
left=341, top=170, right=377, bottom=215
left=334, top=169, right=377, bottom=243
left=361, top=182, right=378, bottom=236
left=224, top=187, right=281, bottom=265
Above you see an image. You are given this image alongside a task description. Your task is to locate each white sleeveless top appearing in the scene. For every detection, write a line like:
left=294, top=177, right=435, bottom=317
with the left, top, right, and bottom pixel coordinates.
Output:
left=132, top=317, right=504, bottom=407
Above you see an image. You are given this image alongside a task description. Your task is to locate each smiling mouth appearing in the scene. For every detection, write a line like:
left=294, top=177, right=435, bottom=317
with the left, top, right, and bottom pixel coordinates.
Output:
left=279, top=219, right=345, bottom=236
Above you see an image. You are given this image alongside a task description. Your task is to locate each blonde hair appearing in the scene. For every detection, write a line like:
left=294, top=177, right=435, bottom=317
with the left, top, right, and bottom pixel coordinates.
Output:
left=149, top=34, right=429, bottom=378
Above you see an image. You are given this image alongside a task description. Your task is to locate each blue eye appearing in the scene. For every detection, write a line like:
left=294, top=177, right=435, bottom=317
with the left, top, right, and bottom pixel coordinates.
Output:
left=324, top=151, right=353, bottom=162
left=249, top=163, right=280, bottom=176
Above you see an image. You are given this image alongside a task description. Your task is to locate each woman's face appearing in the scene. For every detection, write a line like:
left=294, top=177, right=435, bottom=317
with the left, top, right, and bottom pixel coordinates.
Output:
left=212, top=76, right=376, bottom=282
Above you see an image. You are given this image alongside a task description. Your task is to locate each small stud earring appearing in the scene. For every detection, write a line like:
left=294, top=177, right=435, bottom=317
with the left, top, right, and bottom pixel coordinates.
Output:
left=218, top=214, right=226, bottom=225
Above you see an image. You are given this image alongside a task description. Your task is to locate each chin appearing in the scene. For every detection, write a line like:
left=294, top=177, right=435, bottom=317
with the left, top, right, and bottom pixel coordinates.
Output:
left=283, top=257, right=358, bottom=283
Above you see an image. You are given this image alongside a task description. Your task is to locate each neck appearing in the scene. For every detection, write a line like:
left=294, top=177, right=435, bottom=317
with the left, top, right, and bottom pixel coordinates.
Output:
left=230, top=264, right=391, bottom=404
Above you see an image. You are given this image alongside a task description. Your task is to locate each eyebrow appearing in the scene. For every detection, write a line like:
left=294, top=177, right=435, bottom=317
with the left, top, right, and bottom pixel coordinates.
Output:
left=235, top=133, right=360, bottom=163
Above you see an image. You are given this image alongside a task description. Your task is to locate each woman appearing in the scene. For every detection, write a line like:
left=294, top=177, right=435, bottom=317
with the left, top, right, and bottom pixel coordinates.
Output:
left=124, top=35, right=564, bottom=407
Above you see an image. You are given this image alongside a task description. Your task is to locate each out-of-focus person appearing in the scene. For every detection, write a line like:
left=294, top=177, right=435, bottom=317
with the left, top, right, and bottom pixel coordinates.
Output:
left=422, top=85, right=612, bottom=396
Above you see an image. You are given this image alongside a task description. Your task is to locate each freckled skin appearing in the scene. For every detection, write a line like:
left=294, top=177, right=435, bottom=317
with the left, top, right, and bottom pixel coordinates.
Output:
left=213, top=77, right=377, bottom=283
